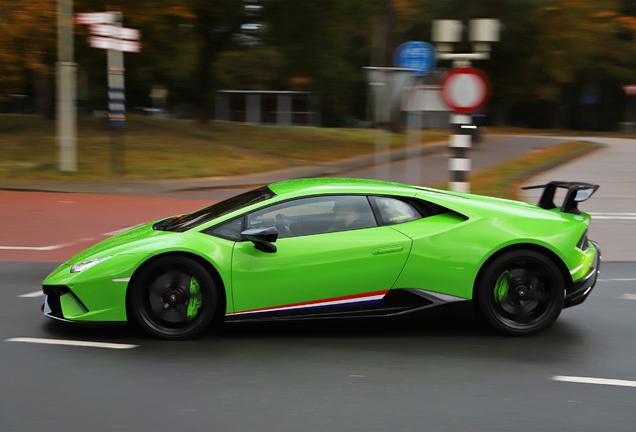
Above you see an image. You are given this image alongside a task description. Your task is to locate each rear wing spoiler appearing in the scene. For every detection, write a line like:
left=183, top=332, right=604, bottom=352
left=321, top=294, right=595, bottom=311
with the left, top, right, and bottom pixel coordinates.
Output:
left=522, top=181, right=599, bottom=215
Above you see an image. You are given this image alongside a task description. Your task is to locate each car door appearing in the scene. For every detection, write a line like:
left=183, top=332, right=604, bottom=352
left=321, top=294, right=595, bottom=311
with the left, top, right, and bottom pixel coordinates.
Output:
left=230, top=195, right=413, bottom=317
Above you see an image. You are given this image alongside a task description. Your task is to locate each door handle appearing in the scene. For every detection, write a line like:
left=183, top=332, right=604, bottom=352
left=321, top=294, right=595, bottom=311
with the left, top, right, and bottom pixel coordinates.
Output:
left=372, top=245, right=404, bottom=255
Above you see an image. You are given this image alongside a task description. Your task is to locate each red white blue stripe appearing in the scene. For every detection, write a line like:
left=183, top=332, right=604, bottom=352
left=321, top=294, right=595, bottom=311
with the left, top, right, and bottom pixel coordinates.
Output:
left=226, top=290, right=388, bottom=317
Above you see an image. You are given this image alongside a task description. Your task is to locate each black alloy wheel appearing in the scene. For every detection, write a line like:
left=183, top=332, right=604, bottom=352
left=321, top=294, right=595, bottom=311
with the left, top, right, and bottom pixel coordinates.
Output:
left=476, top=249, right=565, bottom=336
left=130, top=255, right=217, bottom=340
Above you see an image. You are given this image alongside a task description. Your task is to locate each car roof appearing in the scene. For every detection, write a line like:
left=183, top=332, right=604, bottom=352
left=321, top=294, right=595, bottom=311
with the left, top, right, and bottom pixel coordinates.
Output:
left=268, top=178, right=423, bottom=197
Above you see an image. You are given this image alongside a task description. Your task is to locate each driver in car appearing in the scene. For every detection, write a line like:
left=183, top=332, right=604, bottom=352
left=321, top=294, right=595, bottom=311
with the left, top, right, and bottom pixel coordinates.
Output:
left=330, top=201, right=371, bottom=231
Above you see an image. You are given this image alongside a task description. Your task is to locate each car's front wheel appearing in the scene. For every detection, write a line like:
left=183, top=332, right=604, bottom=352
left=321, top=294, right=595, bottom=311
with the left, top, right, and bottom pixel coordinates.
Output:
left=476, top=249, right=565, bottom=336
left=130, top=255, right=218, bottom=340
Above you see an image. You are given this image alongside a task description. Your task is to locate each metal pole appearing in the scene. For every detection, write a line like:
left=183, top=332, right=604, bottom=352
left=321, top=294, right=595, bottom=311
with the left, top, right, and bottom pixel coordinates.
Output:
left=406, top=111, right=422, bottom=185
left=108, top=11, right=125, bottom=175
left=370, top=79, right=391, bottom=181
left=57, top=0, right=77, bottom=171
left=374, top=126, right=391, bottom=181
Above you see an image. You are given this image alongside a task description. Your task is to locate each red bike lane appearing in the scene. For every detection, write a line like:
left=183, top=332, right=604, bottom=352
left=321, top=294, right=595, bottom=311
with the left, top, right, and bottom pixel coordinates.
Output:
left=0, top=191, right=213, bottom=262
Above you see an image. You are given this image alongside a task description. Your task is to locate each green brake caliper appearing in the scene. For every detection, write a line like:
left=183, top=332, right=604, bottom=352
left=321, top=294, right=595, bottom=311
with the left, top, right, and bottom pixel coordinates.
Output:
left=494, top=270, right=511, bottom=303
left=186, top=276, right=203, bottom=320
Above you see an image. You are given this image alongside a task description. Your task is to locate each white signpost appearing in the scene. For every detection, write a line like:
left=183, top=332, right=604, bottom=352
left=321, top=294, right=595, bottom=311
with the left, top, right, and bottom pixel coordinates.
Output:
left=75, top=11, right=141, bottom=174
left=89, top=36, right=141, bottom=53
left=89, top=24, right=141, bottom=41
left=74, top=12, right=116, bottom=25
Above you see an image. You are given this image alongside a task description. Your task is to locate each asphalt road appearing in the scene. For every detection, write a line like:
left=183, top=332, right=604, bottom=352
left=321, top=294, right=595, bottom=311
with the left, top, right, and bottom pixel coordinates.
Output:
left=2, top=134, right=635, bottom=431
left=1, top=261, right=636, bottom=432
left=332, top=135, right=572, bottom=185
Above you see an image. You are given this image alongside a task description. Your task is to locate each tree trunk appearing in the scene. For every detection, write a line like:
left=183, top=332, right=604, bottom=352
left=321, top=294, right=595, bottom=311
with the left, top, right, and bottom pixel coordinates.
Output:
left=194, top=7, right=214, bottom=123
left=34, top=67, right=55, bottom=120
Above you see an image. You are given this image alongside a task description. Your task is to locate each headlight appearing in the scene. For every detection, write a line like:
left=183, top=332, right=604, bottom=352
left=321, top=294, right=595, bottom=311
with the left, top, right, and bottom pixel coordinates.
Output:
left=70, top=256, right=113, bottom=273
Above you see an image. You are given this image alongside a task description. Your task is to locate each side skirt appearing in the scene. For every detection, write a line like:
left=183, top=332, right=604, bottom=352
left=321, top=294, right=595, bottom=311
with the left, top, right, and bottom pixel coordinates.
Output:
left=225, top=289, right=469, bottom=323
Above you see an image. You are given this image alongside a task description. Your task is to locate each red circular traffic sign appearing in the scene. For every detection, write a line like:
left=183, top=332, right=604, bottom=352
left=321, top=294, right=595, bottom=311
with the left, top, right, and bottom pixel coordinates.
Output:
left=439, top=67, right=491, bottom=114
left=623, top=85, right=636, bottom=97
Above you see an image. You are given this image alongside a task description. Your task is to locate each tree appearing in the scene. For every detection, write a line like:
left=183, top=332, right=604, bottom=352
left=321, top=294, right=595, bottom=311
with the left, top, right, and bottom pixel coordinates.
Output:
left=263, top=0, right=378, bottom=125
left=216, top=47, right=286, bottom=90
left=0, top=0, right=57, bottom=115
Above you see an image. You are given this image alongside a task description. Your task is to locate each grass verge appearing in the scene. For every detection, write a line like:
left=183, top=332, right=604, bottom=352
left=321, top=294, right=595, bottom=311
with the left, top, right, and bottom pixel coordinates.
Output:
left=0, top=115, right=448, bottom=183
left=463, top=141, right=601, bottom=200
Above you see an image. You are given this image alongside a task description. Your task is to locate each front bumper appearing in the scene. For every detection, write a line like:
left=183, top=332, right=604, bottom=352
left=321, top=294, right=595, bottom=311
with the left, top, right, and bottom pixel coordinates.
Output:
left=43, top=285, right=82, bottom=322
left=564, top=240, right=601, bottom=308
left=42, top=284, right=127, bottom=326
left=41, top=254, right=149, bottom=323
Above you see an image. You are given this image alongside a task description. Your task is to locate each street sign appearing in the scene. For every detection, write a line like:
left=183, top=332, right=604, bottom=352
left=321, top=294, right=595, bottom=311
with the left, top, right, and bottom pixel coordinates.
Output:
left=439, top=67, right=490, bottom=114
left=74, top=12, right=115, bottom=25
left=394, top=41, right=436, bottom=76
left=90, top=24, right=140, bottom=40
left=89, top=36, right=141, bottom=53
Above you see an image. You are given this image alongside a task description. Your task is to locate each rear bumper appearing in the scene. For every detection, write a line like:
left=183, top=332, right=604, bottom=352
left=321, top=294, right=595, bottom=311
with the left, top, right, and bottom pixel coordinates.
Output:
left=564, top=240, right=601, bottom=309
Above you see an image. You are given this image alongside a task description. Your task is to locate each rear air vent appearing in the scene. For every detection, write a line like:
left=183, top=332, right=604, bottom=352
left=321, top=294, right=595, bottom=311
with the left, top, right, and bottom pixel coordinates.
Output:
left=576, top=229, right=589, bottom=252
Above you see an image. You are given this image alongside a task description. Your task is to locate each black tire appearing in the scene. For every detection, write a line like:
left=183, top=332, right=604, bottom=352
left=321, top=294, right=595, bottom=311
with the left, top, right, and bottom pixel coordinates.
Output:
left=130, top=255, right=218, bottom=340
left=476, top=249, right=565, bottom=336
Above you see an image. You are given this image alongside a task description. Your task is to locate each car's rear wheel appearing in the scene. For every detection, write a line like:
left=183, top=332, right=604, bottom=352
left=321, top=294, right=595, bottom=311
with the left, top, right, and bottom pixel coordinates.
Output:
left=130, top=255, right=217, bottom=340
left=476, top=249, right=565, bottom=336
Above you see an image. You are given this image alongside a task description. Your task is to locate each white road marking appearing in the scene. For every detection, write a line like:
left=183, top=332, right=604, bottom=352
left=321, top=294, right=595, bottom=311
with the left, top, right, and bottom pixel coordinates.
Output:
left=590, top=216, right=636, bottom=220
left=588, top=212, right=636, bottom=216
left=598, top=278, right=636, bottom=282
left=552, top=375, right=636, bottom=388
left=0, top=242, right=76, bottom=251
left=620, top=294, right=636, bottom=300
left=0, top=237, right=97, bottom=251
left=588, top=212, right=636, bottom=220
left=18, top=291, right=45, bottom=298
left=5, top=337, right=138, bottom=350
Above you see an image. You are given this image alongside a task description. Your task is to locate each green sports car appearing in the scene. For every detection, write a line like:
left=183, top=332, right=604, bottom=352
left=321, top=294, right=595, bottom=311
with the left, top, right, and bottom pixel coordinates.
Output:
left=42, top=178, right=600, bottom=339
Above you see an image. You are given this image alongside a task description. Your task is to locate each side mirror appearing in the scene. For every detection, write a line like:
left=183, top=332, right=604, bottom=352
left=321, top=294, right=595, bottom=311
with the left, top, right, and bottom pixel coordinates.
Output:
left=241, top=227, right=278, bottom=253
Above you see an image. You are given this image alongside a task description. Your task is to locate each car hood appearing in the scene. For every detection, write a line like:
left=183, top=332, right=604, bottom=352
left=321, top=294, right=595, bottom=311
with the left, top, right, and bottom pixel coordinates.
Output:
left=66, top=221, right=173, bottom=264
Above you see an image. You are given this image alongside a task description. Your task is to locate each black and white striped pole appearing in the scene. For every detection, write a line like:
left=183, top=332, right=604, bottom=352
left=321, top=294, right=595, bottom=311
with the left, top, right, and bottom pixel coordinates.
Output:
left=432, top=19, right=499, bottom=193
left=449, top=114, right=474, bottom=193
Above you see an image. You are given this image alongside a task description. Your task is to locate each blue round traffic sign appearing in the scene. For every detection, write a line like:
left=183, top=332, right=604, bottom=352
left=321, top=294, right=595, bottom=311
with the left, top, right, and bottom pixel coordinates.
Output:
left=394, top=41, right=436, bottom=76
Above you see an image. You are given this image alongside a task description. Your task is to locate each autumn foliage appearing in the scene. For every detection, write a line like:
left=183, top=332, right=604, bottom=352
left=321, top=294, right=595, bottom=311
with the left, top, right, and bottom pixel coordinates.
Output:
left=2, top=0, right=636, bottom=128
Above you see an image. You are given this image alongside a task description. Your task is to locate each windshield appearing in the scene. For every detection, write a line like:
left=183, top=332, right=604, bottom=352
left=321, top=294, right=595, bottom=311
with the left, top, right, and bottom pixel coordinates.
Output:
left=154, top=186, right=276, bottom=232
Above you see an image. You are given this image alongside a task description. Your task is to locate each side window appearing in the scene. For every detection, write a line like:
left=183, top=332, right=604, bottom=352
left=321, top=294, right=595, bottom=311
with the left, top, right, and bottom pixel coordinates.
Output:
left=247, top=195, right=377, bottom=238
left=203, top=217, right=243, bottom=241
left=371, top=197, right=422, bottom=225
